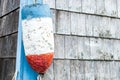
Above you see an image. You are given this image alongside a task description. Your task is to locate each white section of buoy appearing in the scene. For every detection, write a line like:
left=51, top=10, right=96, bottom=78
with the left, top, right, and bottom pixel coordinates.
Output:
left=22, top=17, right=54, bottom=55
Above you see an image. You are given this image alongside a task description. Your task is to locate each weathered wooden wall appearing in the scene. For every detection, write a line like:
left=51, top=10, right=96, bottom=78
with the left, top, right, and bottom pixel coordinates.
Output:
left=1, top=0, right=120, bottom=80
left=43, top=0, right=120, bottom=80
left=0, top=0, right=19, bottom=79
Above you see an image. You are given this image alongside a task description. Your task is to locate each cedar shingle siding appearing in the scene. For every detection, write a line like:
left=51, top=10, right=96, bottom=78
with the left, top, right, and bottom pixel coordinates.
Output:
left=1, top=0, right=120, bottom=80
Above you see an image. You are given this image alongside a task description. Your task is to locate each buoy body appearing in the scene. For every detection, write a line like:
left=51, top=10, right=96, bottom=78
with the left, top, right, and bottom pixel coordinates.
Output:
left=22, top=4, right=54, bottom=74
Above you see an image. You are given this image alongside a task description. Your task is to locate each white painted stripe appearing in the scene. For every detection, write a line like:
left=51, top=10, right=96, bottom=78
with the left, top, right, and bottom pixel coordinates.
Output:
left=22, top=17, right=54, bottom=55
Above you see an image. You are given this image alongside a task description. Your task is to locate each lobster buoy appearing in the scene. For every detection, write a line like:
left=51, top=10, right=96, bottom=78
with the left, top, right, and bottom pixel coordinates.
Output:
left=22, top=4, right=54, bottom=74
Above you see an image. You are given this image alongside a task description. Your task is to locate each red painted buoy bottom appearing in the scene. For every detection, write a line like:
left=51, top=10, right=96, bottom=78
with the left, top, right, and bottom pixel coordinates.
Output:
left=26, top=52, right=54, bottom=74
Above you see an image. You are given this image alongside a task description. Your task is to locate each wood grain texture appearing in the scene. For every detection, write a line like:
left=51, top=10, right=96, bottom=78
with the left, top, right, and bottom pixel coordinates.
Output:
left=0, top=9, right=19, bottom=37
left=117, top=0, right=120, bottom=17
left=96, top=0, right=105, bottom=15
left=0, top=59, right=16, bottom=80
left=54, top=34, right=65, bottom=58
left=43, top=0, right=55, bottom=8
left=64, top=36, right=78, bottom=59
left=56, top=11, right=71, bottom=34
left=0, top=0, right=19, bottom=17
left=82, top=0, right=96, bottom=13
left=0, top=33, right=17, bottom=58
left=104, top=0, right=117, bottom=17
left=56, top=0, right=69, bottom=10
left=54, top=60, right=70, bottom=80
left=50, top=60, right=120, bottom=80
left=54, top=34, right=120, bottom=60
left=68, top=0, right=82, bottom=12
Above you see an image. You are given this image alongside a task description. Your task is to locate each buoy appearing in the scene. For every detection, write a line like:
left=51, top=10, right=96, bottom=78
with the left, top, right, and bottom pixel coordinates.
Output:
left=22, top=4, right=54, bottom=75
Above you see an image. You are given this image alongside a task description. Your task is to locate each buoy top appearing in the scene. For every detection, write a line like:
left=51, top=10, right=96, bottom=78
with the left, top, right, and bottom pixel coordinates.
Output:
left=22, top=4, right=51, bottom=20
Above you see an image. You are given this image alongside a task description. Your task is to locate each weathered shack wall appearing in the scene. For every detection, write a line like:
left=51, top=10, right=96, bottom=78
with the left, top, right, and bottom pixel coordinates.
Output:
left=43, top=0, right=120, bottom=80
left=1, top=0, right=120, bottom=80
left=0, top=0, right=19, bottom=80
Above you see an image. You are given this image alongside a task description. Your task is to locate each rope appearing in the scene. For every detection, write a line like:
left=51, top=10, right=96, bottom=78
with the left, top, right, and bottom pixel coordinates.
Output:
left=12, top=71, right=18, bottom=80
left=37, top=75, right=41, bottom=80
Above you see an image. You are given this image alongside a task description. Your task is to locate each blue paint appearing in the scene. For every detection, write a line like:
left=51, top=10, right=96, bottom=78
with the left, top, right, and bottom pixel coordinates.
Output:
left=22, top=4, right=51, bottom=20
left=15, top=0, right=52, bottom=80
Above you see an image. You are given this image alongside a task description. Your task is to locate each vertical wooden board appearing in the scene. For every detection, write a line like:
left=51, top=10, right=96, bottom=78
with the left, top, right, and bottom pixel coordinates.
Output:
left=84, top=61, right=95, bottom=80
left=42, top=63, right=54, bottom=80
left=102, top=39, right=114, bottom=60
left=77, top=61, right=85, bottom=80
left=98, top=17, right=111, bottom=38
left=94, top=61, right=106, bottom=80
left=68, top=0, right=82, bottom=12
left=64, top=36, right=78, bottom=59
left=106, top=18, right=116, bottom=38
left=115, top=19, right=120, bottom=39
left=54, top=34, right=65, bottom=58
left=113, top=40, right=120, bottom=60
left=77, top=37, right=90, bottom=59
left=0, top=59, right=5, bottom=80
left=0, top=34, right=17, bottom=57
left=70, top=60, right=85, bottom=80
left=104, top=62, right=111, bottom=80
left=117, top=62, right=120, bottom=79
left=54, top=60, right=70, bottom=80
left=93, top=16, right=115, bottom=38
left=0, top=10, right=19, bottom=37
left=96, top=0, right=105, bottom=15
left=90, top=38, right=114, bottom=60
left=70, top=60, right=77, bottom=80
left=85, top=15, right=94, bottom=36
left=93, top=16, right=101, bottom=37
left=56, top=0, right=69, bottom=10
left=3, top=59, right=16, bottom=80
left=70, top=12, right=79, bottom=35
left=51, top=9, right=56, bottom=33
left=90, top=38, right=102, bottom=59
left=0, top=19, right=2, bottom=36
left=0, top=38, right=2, bottom=57
left=110, top=61, right=118, bottom=80
left=71, top=13, right=86, bottom=36
left=1, top=0, right=19, bottom=16
left=104, top=0, right=117, bottom=17
left=82, top=0, right=96, bottom=13
left=0, top=0, right=3, bottom=16
left=78, top=14, right=86, bottom=35
left=43, top=0, right=55, bottom=8
left=56, top=11, right=71, bottom=34
left=117, top=0, right=120, bottom=17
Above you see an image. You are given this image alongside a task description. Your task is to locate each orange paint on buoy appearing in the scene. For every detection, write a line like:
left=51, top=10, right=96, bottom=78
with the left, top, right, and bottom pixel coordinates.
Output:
left=26, top=52, right=53, bottom=73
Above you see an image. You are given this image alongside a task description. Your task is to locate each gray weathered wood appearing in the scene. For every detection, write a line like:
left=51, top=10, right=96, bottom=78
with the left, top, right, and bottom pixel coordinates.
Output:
left=0, top=9, right=19, bottom=37
left=56, top=0, right=69, bottom=10
left=0, top=0, right=19, bottom=17
left=82, top=0, right=96, bottom=14
left=56, top=11, right=70, bottom=34
left=77, top=37, right=90, bottom=59
left=43, top=0, right=55, bottom=8
left=104, top=0, right=117, bottom=17
left=0, top=33, right=17, bottom=58
left=54, top=60, right=70, bottom=80
left=117, top=0, right=120, bottom=17
left=41, top=63, right=54, bottom=80
left=96, top=0, right=105, bottom=15
left=54, top=34, right=65, bottom=58
left=64, top=36, right=78, bottom=59
left=0, top=59, right=16, bottom=80
left=51, top=9, right=56, bottom=33
left=70, top=13, right=86, bottom=35
left=90, top=38, right=114, bottom=60
left=85, top=15, right=94, bottom=36
left=68, top=0, right=82, bottom=12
